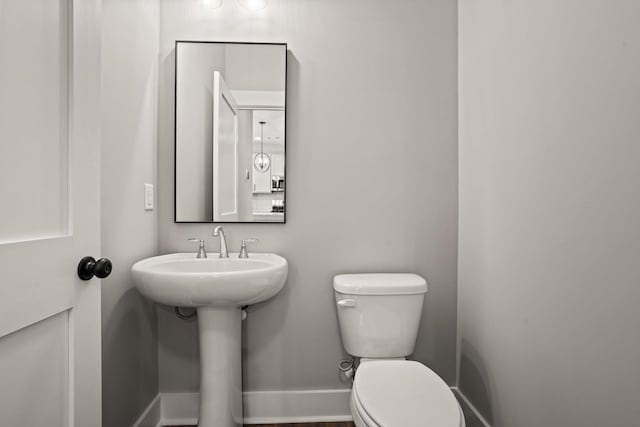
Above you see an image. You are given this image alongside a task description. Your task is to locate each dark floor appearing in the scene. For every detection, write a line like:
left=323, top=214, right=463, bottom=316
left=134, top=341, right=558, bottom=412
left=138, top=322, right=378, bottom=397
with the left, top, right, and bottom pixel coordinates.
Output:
left=169, top=412, right=482, bottom=427
left=168, top=424, right=354, bottom=427
left=250, top=424, right=355, bottom=427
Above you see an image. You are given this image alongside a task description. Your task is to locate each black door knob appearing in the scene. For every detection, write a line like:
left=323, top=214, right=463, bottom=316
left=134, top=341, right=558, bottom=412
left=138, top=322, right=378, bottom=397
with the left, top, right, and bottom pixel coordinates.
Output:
left=77, top=256, right=113, bottom=280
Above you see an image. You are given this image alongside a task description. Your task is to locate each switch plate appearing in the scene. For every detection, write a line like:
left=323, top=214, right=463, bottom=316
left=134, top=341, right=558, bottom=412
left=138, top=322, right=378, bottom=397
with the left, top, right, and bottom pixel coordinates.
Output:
left=144, top=184, right=154, bottom=210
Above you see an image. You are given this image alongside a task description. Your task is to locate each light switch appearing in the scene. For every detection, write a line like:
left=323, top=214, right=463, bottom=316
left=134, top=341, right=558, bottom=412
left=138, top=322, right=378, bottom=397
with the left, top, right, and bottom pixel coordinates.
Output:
left=144, top=183, right=154, bottom=211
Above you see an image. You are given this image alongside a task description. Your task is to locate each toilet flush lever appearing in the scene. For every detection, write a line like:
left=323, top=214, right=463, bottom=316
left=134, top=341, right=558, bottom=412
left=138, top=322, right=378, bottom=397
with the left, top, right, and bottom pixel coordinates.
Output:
left=337, top=299, right=356, bottom=308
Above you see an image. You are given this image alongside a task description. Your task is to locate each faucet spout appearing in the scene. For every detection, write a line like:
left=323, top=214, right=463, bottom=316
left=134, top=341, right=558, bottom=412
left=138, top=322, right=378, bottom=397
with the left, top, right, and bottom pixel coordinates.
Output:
left=212, top=226, right=229, bottom=258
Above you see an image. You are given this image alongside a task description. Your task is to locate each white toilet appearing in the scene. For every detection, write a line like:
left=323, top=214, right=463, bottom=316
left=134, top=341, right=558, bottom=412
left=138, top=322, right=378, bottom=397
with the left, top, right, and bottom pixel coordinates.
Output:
left=334, top=273, right=465, bottom=427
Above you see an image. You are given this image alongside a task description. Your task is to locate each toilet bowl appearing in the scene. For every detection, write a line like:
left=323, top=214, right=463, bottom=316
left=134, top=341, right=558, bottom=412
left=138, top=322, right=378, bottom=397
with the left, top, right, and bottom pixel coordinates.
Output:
left=350, top=360, right=464, bottom=427
left=333, top=274, right=465, bottom=427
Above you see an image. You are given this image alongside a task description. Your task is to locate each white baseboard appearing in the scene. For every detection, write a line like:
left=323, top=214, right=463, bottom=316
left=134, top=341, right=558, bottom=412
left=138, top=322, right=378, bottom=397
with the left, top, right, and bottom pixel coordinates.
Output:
left=243, top=389, right=352, bottom=424
left=451, top=386, right=492, bottom=427
left=132, top=389, right=352, bottom=427
left=159, top=392, right=199, bottom=423
left=132, top=387, right=493, bottom=427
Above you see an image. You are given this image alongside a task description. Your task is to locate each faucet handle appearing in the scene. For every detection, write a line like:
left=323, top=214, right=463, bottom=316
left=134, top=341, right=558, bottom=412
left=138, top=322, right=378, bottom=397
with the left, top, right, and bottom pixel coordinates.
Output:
left=187, top=238, right=207, bottom=258
left=239, top=238, right=258, bottom=258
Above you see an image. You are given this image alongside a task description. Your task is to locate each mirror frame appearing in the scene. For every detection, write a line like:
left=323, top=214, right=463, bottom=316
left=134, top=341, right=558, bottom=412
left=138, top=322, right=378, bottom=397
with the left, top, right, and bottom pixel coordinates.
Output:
left=173, top=40, right=288, bottom=224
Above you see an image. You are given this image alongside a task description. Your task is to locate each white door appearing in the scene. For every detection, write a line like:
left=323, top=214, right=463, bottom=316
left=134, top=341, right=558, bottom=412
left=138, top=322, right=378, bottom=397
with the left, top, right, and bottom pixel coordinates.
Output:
left=212, top=71, right=240, bottom=222
left=0, top=0, right=102, bottom=426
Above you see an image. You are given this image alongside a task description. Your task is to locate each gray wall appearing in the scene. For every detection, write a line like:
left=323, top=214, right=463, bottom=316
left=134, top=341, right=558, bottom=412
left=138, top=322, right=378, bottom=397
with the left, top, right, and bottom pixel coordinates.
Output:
left=458, top=1, right=640, bottom=426
left=225, top=44, right=286, bottom=92
left=157, top=0, right=458, bottom=392
left=101, top=0, right=159, bottom=425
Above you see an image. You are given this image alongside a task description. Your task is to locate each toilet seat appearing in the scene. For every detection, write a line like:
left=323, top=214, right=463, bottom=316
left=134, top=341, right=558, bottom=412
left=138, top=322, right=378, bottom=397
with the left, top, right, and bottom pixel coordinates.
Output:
left=352, top=360, right=463, bottom=427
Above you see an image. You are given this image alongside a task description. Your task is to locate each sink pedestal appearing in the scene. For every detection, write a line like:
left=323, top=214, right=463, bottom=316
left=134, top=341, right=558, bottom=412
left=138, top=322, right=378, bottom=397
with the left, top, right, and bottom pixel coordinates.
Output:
left=197, top=306, right=243, bottom=427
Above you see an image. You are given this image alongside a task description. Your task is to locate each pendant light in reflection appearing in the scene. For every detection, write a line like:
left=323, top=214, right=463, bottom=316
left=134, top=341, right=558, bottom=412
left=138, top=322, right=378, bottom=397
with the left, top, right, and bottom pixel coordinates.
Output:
left=254, top=121, right=271, bottom=172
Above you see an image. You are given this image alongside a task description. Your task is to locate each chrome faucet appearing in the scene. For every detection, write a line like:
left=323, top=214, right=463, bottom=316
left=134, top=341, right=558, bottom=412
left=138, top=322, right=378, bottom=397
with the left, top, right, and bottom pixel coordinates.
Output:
left=187, top=238, right=207, bottom=259
left=212, top=226, right=229, bottom=258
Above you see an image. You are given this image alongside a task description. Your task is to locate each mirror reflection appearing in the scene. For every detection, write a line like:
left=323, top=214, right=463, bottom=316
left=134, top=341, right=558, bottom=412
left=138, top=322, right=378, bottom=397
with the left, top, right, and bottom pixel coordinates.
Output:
left=175, top=41, right=286, bottom=223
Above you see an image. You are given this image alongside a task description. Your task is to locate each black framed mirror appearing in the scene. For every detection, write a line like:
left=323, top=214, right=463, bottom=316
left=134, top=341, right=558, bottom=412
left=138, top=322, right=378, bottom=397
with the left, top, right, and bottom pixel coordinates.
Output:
left=174, top=41, right=287, bottom=223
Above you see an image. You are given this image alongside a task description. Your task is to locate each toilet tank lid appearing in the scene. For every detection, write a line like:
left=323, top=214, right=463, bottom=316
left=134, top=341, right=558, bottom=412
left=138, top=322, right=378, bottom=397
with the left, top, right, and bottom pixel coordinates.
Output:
left=333, top=273, right=427, bottom=295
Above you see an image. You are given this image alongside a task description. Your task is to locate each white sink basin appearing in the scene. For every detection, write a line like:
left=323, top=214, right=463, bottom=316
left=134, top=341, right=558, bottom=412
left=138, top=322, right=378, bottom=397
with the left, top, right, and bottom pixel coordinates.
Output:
left=131, top=252, right=288, bottom=307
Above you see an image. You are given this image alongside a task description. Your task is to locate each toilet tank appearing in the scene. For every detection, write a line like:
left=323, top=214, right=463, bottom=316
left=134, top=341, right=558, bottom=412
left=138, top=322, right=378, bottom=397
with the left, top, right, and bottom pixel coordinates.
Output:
left=333, top=273, right=427, bottom=358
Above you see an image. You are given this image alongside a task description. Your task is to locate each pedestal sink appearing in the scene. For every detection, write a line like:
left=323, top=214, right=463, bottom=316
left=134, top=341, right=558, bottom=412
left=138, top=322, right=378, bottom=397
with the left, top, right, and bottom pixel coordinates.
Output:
left=131, top=252, right=288, bottom=427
